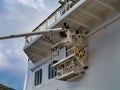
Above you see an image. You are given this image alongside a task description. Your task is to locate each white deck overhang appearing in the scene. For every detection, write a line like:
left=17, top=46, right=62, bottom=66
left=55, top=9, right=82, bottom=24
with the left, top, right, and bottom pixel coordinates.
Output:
left=24, top=0, right=120, bottom=63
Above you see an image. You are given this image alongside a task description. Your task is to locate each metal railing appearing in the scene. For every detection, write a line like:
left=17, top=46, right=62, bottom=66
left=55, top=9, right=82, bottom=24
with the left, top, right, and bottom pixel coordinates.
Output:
left=25, top=0, right=80, bottom=45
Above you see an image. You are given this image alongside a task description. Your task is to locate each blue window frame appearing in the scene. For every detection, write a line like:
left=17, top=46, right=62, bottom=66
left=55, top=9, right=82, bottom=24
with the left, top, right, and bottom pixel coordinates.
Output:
left=48, top=61, right=57, bottom=79
left=34, top=69, right=42, bottom=86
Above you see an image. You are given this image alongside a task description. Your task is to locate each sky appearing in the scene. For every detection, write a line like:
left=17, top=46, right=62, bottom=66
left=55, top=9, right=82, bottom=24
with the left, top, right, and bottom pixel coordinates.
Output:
left=0, top=0, right=59, bottom=90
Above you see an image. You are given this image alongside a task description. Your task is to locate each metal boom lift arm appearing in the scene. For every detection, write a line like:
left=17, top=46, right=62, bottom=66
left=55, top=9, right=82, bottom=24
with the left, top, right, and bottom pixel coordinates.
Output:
left=0, top=28, right=63, bottom=40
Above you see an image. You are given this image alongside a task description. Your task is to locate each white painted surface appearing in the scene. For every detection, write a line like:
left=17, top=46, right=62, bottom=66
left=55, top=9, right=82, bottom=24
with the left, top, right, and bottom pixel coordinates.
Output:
left=24, top=17, right=120, bottom=90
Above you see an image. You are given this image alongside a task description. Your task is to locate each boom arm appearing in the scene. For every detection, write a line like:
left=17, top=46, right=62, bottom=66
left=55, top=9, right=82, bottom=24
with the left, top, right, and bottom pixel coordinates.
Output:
left=0, top=28, right=63, bottom=40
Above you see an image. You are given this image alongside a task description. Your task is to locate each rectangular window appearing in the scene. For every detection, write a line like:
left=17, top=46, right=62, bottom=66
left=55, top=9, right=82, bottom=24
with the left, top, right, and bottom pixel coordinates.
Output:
left=59, top=47, right=66, bottom=60
left=48, top=61, right=57, bottom=79
left=34, top=69, right=42, bottom=86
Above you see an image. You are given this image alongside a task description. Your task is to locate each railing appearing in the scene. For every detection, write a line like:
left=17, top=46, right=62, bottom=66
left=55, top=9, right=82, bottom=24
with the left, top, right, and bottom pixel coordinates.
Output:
left=25, top=0, right=80, bottom=45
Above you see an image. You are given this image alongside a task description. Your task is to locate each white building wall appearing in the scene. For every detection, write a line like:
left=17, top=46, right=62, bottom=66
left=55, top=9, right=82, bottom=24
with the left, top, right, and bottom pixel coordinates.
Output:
left=85, top=18, right=120, bottom=90
left=25, top=18, right=120, bottom=90
left=24, top=65, right=35, bottom=90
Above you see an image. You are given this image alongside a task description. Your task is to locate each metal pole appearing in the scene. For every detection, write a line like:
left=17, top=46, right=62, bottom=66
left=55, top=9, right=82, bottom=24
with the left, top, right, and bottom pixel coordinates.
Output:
left=0, top=28, right=63, bottom=40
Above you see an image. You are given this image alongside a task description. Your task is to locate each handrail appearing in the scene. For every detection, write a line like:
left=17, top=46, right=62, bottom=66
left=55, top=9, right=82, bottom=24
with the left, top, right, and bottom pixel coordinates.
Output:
left=32, top=5, right=63, bottom=32
left=25, top=0, right=80, bottom=45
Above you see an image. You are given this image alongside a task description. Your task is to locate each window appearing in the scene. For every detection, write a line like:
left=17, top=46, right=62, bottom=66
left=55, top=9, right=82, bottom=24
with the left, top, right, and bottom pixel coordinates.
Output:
left=59, top=47, right=66, bottom=60
left=48, top=61, right=57, bottom=79
left=34, top=69, right=42, bottom=86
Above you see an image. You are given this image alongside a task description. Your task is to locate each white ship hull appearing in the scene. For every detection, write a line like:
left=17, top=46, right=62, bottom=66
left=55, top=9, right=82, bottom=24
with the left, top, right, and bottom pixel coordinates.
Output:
left=23, top=0, right=120, bottom=90
left=24, top=17, right=120, bottom=90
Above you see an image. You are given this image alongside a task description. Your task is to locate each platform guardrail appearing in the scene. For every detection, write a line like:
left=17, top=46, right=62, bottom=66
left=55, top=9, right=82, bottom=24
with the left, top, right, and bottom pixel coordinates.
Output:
left=25, top=0, right=80, bottom=45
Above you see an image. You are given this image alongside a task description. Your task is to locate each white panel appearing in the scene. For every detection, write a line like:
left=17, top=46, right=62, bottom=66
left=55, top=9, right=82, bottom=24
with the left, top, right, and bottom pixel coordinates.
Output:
left=29, top=18, right=120, bottom=90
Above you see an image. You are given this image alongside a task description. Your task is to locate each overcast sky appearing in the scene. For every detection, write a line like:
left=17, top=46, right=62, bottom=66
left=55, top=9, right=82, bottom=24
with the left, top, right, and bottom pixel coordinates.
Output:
left=0, top=0, right=59, bottom=90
